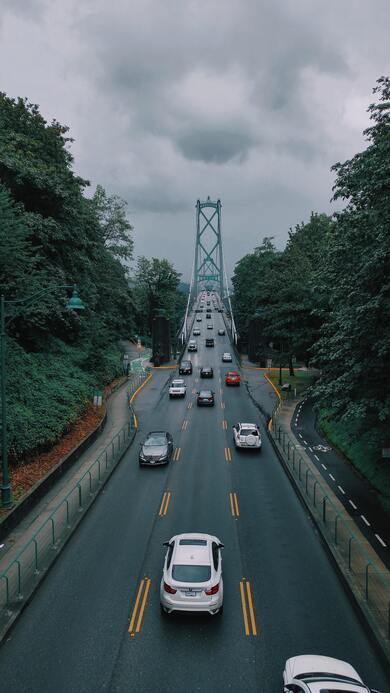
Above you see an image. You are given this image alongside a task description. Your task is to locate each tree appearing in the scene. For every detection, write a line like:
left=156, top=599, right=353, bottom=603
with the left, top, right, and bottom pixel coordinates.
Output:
left=312, top=77, right=390, bottom=436
left=133, top=257, right=182, bottom=335
left=91, top=184, right=134, bottom=265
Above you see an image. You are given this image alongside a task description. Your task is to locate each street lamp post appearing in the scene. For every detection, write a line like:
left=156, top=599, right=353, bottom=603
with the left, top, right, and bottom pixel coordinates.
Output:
left=0, top=284, right=85, bottom=508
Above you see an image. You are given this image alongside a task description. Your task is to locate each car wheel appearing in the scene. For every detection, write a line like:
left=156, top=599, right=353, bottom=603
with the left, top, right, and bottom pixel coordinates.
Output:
left=160, top=604, right=170, bottom=615
left=218, top=605, right=223, bottom=615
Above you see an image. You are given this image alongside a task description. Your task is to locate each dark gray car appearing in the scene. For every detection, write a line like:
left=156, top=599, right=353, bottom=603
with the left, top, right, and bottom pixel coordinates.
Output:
left=139, top=431, right=173, bottom=466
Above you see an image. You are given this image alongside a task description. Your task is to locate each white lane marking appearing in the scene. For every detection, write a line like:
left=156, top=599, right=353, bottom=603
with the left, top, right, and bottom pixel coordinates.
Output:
left=298, top=434, right=303, bottom=439
left=375, top=534, right=387, bottom=548
left=308, top=447, right=313, bottom=452
left=361, top=515, right=370, bottom=527
left=338, top=485, right=345, bottom=495
left=321, top=463, right=327, bottom=470
left=349, top=500, right=358, bottom=510
left=314, top=454, right=320, bottom=461
left=303, top=440, right=308, bottom=445
left=329, top=473, right=336, bottom=482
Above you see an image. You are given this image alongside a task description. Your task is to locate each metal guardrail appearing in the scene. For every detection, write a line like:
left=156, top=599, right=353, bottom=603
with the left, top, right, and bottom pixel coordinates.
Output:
left=0, top=371, right=148, bottom=637
left=270, top=402, right=390, bottom=641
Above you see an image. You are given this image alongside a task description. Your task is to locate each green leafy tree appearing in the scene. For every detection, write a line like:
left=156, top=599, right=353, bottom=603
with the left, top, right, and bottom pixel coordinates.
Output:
left=133, top=257, right=182, bottom=335
left=91, top=184, right=134, bottom=264
left=312, top=76, right=390, bottom=437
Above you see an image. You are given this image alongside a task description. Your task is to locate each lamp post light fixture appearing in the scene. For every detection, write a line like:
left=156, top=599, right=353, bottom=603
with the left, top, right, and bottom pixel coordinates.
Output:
left=0, top=284, right=85, bottom=508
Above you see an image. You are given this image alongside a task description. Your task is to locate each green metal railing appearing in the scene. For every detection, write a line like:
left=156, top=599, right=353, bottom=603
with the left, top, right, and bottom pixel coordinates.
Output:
left=270, top=404, right=390, bottom=641
left=0, top=372, right=147, bottom=638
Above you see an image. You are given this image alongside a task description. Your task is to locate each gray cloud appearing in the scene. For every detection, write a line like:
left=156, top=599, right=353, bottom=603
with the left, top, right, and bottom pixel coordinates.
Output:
left=0, top=0, right=389, bottom=280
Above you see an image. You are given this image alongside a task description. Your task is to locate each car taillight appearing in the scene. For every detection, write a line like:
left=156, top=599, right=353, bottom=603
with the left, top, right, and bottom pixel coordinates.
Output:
left=164, top=582, right=177, bottom=594
left=205, top=583, right=219, bottom=595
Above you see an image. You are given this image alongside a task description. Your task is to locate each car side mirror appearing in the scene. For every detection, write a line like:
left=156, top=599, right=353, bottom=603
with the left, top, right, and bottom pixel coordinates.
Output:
left=218, top=543, right=224, bottom=549
left=163, top=541, right=170, bottom=547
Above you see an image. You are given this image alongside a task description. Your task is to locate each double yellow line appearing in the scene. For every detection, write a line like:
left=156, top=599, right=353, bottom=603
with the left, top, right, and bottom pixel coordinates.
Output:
left=224, top=447, right=232, bottom=462
left=240, top=579, right=257, bottom=636
left=173, top=447, right=181, bottom=462
left=221, top=419, right=227, bottom=430
left=229, top=492, right=239, bottom=517
left=128, top=577, right=151, bottom=636
left=181, top=420, right=188, bottom=431
left=159, top=491, right=171, bottom=517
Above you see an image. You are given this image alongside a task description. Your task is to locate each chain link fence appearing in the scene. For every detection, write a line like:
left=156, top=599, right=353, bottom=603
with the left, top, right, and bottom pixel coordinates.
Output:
left=270, top=404, right=390, bottom=644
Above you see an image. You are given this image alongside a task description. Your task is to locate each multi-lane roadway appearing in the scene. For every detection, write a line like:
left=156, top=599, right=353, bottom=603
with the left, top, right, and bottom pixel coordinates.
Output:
left=0, top=299, right=388, bottom=692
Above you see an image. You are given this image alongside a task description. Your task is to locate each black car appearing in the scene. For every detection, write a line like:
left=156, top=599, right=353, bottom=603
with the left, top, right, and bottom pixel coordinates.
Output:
left=206, top=314, right=211, bottom=319
left=200, top=366, right=213, bottom=378
left=206, top=308, right=212, bottom=313
left=179, top=360, right=193, bottom=375
left=205, top=338, right=214, bottom=347
left=218, top=329, right=225, bottom=336
left=139, top=431, right=173, bottom=466
left=197, top=389, right=215, bottom=406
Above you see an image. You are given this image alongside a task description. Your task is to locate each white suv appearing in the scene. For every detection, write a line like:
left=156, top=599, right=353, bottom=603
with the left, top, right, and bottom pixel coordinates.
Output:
left=168, top=379, right=186, bottom=398
left=283, top=654, right=380, bottom=692
left=188, top=340, right=197, bottom=352
left=233, top=423, right=262, bottom=450
left=160, top=533, right=224, bottom=615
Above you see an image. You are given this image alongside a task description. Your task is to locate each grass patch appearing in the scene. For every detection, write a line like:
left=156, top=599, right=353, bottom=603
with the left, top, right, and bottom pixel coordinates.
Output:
left=266, top=369, right=315, bottom=399
left=318, top=410, right=390, bottom=513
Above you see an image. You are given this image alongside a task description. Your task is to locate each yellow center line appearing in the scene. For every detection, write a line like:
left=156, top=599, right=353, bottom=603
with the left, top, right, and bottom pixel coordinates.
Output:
left=163, top=491, right=171, bottom=515
left=240, top=580, right=250, bottom=636
left=175, top=447, right=181, bottom=462
left=159, top=492, right=167, bottom=516
left=181, top=420, right=188, bottom=431
left=229, top=492, right=235, bottom=516
left=246, top=582, right=257, bottom=636
left=128, top=579, right=145, bottom=634
left=136, top=577, right=151, bottom=633
left=221, top=401, right=225, bottom=409
left=226, top=447, right=232, bottom=462
left=187, top=402, right=192, bottom=409
left=234, top=493, right=240, bottom=517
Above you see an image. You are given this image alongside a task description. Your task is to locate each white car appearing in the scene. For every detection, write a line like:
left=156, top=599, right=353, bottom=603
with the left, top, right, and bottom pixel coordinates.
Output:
left=222, top=352, right=232, bottom=362
left=233, top=423, right=262, bottom=450
left=160, top=532, right=224, bottom=615
left=169, top=379, right=186, bottom=399
left=196, top=317, right=202, bottom=322
left=283, top=654, right=380, bottom=692
left=188, top=340, right=197, bottom=352
left=193, top=328, right=201, bottom=336
left=207, top=323, right=213, bottom=330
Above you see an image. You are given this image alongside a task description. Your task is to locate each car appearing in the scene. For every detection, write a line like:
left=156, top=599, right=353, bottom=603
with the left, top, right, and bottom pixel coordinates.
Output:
left=207, top=323, right=213, bottom=330
left=283, top=654, right=381, bottom=692
left=233, top=423, right=262, bottom=450
left=200, top=366, right=213, bottom=378
left=218, top=328, right=225, bottom=336
left=225, top=370, right=240, bottom=386
left=207, top=301, right=210, bottom=306
left=205, top=338, right=214, bottom=347
left=222, top=352, right=232, bottom=362
left=206, top=314, right=211, bottom=320
left=188, top=340, right=197, bottom=352
left=206, top=308, right=212, bottom=313
left=196, top=316, right=202, bottom=322
left=169, top=379, right=186, bottom=398
left=193, top=328, right=201, bottom=336
left=179, top=360, right=192, bottom=375
left=139, top=431, right=173, bottom=466
left=160, top=533, right=224, bottom=615
left=197, top=389, right=215, bottom=406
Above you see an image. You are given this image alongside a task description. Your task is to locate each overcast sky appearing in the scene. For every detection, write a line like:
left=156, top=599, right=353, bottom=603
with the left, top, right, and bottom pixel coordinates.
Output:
left=0, top=0, right=388, bottom=281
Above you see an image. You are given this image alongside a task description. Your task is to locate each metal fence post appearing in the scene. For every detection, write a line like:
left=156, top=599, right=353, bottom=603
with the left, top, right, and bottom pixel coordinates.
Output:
left=33, top=538, right=39, bottom=572
left=78, top=484, right=83, bottom=511
left=17, top=560, right=22, bottom=598
left=348, top=537, right=353, bottom=570
left=51, top=517, right=56, bottom=546
left=334, top=515, right=339, bottom=544
left=298, top=458, right=302, bottom=481
left=305, top=469, right=309, bottom=494
left=66, top=500, right=70, bottom=528
left=322, top=497, right=327, bottom=523
left=287, top=440, right=290, bottom=459
left=292, top=447, right=295, bottom=471
left=313, top=481, right=318, bottom=507
left=365, top=563, right=370, bottom=600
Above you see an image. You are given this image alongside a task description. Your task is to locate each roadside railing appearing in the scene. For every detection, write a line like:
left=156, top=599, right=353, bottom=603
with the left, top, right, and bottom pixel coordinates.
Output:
left=270, top=406, right=390, bottom=642
left=0, top=373, right=147, bottom=638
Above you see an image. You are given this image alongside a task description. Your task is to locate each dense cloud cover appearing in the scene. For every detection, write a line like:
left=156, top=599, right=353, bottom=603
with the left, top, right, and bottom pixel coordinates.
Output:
left=0, top=0, right=388, bottom=278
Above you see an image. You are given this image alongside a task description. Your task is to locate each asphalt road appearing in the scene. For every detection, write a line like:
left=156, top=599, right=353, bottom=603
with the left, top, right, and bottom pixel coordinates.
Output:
left=293, top=398, right=390, bottom=568
left=0, top=303, right=389, bottom=692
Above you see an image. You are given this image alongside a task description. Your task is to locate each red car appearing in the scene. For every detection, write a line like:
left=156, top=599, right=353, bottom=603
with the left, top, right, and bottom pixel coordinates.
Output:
left=225, top=371, right=240, bottom=386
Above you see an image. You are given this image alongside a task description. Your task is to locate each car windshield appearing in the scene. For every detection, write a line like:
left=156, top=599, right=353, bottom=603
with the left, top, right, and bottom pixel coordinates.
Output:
left=172, top=565, right=211, bottom=583
left=145, top=435, right=166, bottom=447
left=240, top=429, right=258, bottom=436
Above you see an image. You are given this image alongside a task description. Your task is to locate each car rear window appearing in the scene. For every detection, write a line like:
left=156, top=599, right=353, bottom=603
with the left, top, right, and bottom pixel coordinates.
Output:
left=179, top=539, right=207, bottom=545
left=240, top=429, right=258, bottom=436
left=172, top=565, right=211, bottom=582
left=199, top=390, right=212, bottom=396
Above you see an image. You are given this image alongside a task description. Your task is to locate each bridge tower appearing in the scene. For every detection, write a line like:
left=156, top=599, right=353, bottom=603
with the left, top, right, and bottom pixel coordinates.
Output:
left=193, top=198, right=224, bottom=299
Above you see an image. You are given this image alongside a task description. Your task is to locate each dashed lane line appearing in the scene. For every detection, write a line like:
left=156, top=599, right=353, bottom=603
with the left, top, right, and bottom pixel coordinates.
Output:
left=349, top=500, right=358, bottom=510
left=321, top=463, right=327, bottom=470
left=314, top=454, right=320, bottom=461
left=375, top=534, right=387, bottom=548
left=338, top=485, right=346, bottom=495
left=329, top=473, right=336, bottom=482
left=361, top=515, right=371, bottom=527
